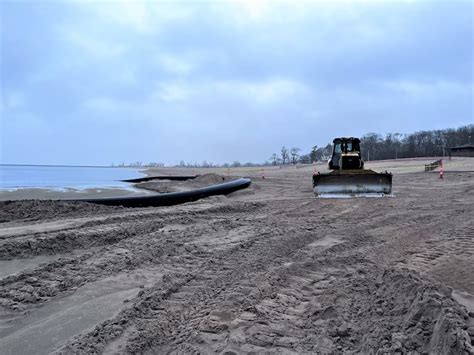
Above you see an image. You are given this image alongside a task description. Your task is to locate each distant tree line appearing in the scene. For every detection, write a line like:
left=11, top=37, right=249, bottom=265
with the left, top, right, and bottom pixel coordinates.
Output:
left=359, top=124, right=473, bottom=161
left=175, top=160, right=265, bottom=168
left=269, top=124, right=473, bottom=164
left=111, top=162, right=165, bottom=167
left=111, top=125, right=473, bottom=168
left=110, top=160, right=267, bottom=168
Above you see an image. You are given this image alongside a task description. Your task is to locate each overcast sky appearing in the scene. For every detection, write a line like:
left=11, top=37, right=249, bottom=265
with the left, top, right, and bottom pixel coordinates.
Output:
left=1, top=0, right=472, bottom=165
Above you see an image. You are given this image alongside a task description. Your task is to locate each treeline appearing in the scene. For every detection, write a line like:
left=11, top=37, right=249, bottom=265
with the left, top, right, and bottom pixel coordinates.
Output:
left=269, top=124, right=473, bottom=165
left=110, top=160, right=264, bottom=168
left=174, top=161, right=265, bottom=168
left=112, top=162, right=165, bottom=167
left=112, top=125, right=473, bottom=168
left=268, top=145, right=333, bottom=165
left=359, top=125, right=473, bottom=161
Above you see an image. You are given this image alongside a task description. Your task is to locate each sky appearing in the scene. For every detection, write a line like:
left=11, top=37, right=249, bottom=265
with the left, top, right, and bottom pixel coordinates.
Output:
left=1, top=0, right=473, bottom=166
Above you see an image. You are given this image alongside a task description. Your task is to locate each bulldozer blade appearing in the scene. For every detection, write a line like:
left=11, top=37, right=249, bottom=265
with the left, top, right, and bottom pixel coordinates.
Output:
left=313, top=172, right=392, bottom=197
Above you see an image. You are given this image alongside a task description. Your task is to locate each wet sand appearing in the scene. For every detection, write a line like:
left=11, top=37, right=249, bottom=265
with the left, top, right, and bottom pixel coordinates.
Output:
left=0, top=187, right=155, bottom=201
left=0, top=157, right=473, bottom=354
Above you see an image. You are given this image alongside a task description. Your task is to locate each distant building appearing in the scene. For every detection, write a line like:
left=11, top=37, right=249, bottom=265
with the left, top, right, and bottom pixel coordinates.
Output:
left=449, top=144, right=474, bottom=158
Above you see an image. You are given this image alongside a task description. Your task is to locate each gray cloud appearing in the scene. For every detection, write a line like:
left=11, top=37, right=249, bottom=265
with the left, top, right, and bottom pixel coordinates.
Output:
left=1, top=1, right=472, bottom=165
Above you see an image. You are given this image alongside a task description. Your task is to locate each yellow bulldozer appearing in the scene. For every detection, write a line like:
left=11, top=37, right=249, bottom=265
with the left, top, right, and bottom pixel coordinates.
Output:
left=313, top=137, right=392, bottom=197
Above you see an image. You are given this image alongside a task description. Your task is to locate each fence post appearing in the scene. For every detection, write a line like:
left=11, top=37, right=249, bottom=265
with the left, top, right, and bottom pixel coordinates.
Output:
left=439, top=159, right=444, bottom=179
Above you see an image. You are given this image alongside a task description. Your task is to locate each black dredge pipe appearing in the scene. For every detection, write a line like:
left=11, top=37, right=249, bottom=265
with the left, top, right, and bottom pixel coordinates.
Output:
left=67, top=178, right=252, bottom=208
left=122, top=175, right=199, bottom=183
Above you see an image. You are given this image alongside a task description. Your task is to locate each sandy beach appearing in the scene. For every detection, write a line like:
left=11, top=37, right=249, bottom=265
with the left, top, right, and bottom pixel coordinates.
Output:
left=0, top=157, right=473, bottom=354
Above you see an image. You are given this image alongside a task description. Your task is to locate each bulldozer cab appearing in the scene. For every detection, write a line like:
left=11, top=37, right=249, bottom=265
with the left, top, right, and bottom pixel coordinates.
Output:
left=329, top=137, right=362, bottom=170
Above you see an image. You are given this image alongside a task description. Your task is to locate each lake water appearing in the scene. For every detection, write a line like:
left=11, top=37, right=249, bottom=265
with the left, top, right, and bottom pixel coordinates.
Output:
left=0, top=165, right=145, bottom=190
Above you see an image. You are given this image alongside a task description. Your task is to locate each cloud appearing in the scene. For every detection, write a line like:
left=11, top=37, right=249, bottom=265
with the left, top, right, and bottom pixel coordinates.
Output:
left=88, top=1, right=194, bottom=34
left=1, top=0, right=472, bottom=165
left=153, top=83, right=190, bottom=102
left=58, top=28, right=126, bottom=58
left=213, top=79, right=310, bottom=104
left=157, top=54, right=194, bottom=75
left=2, top=91, right=26, bottom=110
left=381, top=79, right=470, bottom=98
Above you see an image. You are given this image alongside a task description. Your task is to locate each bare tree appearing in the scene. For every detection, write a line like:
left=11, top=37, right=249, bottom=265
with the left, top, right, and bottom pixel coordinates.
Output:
left=309, top=145, right=318, bottom=163
left=290, top=147, right=301, bottom=164
left=299, top=154, right=311, bottom=164
left=281, top=146, right=289, bottom=164
left=270, top=153, right=279, bottom=166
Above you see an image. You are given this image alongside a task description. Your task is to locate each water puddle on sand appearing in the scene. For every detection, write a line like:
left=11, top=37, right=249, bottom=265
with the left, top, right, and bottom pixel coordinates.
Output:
left=0, top=268, right=162, bottom=355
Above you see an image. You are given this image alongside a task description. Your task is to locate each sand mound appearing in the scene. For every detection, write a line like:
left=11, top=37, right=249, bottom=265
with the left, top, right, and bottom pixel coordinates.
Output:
left=136, top=173, right=231, bottom=193
left=340, top=268, right=471, bottom=353
left=0, top=200, right=120, bottom=224
left=135, top=181, right=179, bottom=193
left=192, top=173, right=226, bottom=185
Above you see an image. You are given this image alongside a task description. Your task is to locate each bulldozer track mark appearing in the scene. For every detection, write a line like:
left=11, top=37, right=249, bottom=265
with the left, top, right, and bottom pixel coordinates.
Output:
left=59, top=223, right=351, bottom=353
left=0, top=202, right=265, bottom=260
left=0, top=201, right=270, bottom=314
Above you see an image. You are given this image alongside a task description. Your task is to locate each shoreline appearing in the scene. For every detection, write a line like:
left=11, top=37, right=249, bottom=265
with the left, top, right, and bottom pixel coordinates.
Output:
left=0, top=166, right=148, bottom=200
left=0, top=186, right=155, bottom=201
left=0, top=163, right=144, bottom=169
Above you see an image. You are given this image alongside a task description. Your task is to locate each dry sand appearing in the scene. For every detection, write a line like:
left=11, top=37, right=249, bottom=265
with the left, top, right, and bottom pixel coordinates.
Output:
left=0, top=157, right=473, bottom=354
left=134, top=173, right=231, bottom=193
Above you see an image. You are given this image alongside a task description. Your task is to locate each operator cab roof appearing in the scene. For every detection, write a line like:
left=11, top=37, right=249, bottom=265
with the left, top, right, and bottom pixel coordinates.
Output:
left=332, top=137, right=361, bottom=144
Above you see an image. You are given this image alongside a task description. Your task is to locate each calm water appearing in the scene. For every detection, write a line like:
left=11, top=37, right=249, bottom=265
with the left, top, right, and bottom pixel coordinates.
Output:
left=0, top=165, right=144, bottom=190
